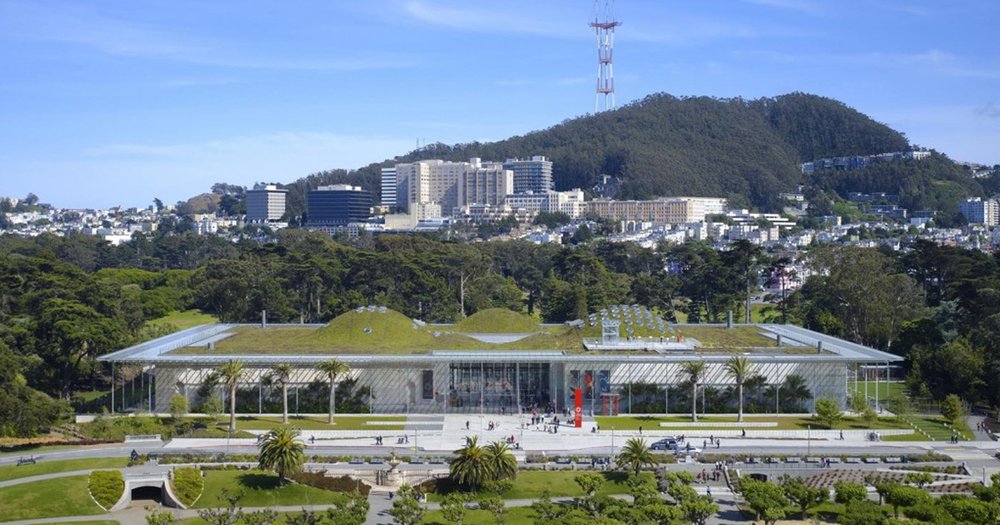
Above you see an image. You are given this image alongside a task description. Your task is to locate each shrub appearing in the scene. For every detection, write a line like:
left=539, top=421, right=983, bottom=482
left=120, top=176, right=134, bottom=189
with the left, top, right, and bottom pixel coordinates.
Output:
left=834, top=481, right=868, bottom=505
left=89, top=470, right=125, bottom=510
left=171, top=467, right=204, bottom=507
left=288, top=471, right=372, bottom=496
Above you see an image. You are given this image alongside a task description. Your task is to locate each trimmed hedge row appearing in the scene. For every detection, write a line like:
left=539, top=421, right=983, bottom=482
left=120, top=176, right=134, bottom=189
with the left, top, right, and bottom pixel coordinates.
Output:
left=171, top=467, right=204, bottom=507
left=89, top=470, right=124, bottom=510
left=289, top=471, right=372, bottom=496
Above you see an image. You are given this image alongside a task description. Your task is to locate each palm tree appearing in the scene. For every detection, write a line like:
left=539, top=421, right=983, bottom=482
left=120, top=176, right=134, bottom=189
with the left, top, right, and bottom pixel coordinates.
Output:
left=782, top=375, right=812, bottom=412
left=265, top=364, right=293, bottom=424
left=484, top=440, right=518, bottom=482
left=216, top=360, right=244, bottom=433
left=450, top=436, right=490, bottom=490
left=616, top=438, right=656, bottom=476
left=317, top=359, right=349, bottom=424
left=258, top=427, right=305, bottom=484
left=681, top=361, right=707, bottom=422
left=725, top=356, right=753, bottom=423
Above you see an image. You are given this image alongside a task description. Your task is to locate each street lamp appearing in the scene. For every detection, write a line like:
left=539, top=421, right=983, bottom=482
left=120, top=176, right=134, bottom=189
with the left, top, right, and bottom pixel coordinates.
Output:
left=611, top=426, right=615, bottom=458
left=807, top=424, right=811, bottom=457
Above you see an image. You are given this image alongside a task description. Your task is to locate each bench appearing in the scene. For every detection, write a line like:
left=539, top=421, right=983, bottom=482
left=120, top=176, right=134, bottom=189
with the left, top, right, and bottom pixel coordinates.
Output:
left=17, top=456, right=37, bottom=466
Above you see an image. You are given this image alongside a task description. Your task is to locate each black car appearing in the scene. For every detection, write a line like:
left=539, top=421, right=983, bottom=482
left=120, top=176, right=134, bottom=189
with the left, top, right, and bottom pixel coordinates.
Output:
left=650, top=438, right=679, bottom=451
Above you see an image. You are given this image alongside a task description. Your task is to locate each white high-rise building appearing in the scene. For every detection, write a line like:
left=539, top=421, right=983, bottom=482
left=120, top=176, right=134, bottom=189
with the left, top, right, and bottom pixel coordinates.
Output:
left=457, top=159, right=513, bottom=209
left=395, top=160, right=466, bottom=212
left=245, top=184, right=287, bottom=222
left=380, top=168, right=397, bottom=208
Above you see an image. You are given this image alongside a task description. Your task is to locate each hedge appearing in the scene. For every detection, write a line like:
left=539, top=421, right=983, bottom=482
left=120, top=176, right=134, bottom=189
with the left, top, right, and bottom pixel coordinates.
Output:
left=88, top=470, right=124, bottom=510
left=170, top=467, right=204, bottom=507
left=289, top=471, right=371, bottom=496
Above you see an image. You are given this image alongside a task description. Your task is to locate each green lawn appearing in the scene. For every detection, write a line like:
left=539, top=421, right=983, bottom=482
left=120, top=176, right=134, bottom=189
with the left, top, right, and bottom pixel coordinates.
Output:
left=0, top=475, right=104, bottom=520
left=0, top=457, right=127, bottom=482
left=235, top=415, right=406, bottom=431
left=150, top=309, right=218, bottom=330
left=427, top=470, right=648, bottom=501
left=850, top=381, right=907, bottom=400
left=423, top=506, right=536, bottom=524
left=0, top=444, right=83, bottom=456
left=906, top=415, right=973, bottom=441
left=594, top=415, right=912, bottom=431
left=673, top=325, right=778, bottom=349
left=453, top=308, right=540, bottom=333
left=194, top=469, right=347, bottom=508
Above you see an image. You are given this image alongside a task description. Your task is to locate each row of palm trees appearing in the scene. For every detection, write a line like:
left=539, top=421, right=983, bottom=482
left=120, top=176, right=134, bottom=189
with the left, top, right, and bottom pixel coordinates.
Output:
left=214, top=358, right=350, bottom=432
left=680, top=355, right=753, bottom=422
left=212, top=355, right=757, bottom=431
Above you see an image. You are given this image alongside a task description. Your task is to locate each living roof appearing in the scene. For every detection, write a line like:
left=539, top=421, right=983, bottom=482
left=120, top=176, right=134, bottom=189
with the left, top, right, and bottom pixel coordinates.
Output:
left=100, top=307, right=903, bottom=364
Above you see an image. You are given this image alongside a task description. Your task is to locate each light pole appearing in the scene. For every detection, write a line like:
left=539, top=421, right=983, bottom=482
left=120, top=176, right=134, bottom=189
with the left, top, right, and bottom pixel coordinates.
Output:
left=775, top=385, right=781, bottom=414
left=611, top=426, right=615, bottom=459
left=807, top=424, right=811, bottom=457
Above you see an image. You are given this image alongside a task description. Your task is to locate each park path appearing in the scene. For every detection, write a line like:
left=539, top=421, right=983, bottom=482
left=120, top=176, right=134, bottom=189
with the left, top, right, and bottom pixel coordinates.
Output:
left=967, top=414, right=994, bottom=442
left=0, top=469, right=97, bottom=489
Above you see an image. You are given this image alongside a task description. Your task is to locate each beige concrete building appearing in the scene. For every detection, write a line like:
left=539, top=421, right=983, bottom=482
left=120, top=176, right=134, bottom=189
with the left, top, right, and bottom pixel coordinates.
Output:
left=586, top=197, right=727, bottom=224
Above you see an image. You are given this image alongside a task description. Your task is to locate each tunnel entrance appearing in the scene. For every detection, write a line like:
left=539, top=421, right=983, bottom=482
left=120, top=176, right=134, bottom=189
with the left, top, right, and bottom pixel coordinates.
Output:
left=131, top=485, right=163, bottom=504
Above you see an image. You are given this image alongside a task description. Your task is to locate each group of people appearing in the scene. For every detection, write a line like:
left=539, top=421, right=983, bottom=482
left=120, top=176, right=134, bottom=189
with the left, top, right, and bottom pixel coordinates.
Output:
left=703, top=437, right=722, bottom=449
left=372, top=435, right=408, bottom=445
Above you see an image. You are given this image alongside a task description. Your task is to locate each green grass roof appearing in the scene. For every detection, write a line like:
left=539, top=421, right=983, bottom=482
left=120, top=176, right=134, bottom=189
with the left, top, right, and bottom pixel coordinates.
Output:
left=166, top=307, right=806, bottom=356
left=452, top=308, right=541, bottom=333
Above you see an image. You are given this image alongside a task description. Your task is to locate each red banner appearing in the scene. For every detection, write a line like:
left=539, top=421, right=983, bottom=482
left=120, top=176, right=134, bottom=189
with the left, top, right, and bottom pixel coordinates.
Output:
left=574, top=387, right=583, bottom=428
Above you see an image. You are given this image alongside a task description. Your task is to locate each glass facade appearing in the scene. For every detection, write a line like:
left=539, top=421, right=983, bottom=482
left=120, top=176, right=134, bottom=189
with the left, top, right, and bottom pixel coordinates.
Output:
left=446, top=362, right=551, bottom=413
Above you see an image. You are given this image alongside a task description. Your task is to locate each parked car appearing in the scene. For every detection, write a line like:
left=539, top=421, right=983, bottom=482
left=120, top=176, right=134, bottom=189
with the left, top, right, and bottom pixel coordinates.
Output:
left=650, top=438, right=679, bottom=451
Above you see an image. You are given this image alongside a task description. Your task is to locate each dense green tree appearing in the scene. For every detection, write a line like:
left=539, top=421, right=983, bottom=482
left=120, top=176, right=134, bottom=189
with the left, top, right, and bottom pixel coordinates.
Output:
left=389, top=485, right=424, bottom=525
left=814, top=397, right=843, bottom=429
left=781, top=475, right=828, bottom=520
left=739, top=478, right=788, bottom=525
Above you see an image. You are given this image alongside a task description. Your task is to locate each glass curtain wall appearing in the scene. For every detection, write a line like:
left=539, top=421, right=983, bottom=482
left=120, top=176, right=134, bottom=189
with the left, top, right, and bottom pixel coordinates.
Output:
left=446, top=362, right=550, bottom=414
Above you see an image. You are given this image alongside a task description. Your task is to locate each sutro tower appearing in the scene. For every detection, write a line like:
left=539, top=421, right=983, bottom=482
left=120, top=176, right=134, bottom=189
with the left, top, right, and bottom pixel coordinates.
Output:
left=590, top=0, right=621, bottom=112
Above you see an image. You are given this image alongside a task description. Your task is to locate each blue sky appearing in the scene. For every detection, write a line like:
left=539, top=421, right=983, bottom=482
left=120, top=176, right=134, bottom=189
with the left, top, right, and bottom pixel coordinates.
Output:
left=1, top=0, right=997, bottom=209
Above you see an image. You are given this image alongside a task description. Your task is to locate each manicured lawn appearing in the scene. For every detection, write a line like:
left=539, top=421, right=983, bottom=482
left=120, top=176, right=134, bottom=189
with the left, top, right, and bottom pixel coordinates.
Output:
left=0, top=444, right=83, bottom=456
left=194, top=469, right=347, bottom=508
left=423, top=507, right=537, bottom=524
left=594, top=415, right=912, bottom=431
left=427, top=470, right=648, bottom=501
left=0, top=457, right=127, bottom=482
left=851, top=381, right=907, bottom=400
left=906, top=415, right=973, bottom=441
left=235, top=415, right=406, bottom=431
left=150, top=309, right=218, bottom=330
left=0, top=475, right=104, bottom=520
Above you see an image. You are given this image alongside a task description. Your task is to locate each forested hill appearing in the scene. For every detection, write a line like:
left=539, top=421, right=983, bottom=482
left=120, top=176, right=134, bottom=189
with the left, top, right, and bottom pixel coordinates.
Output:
left=277, top=92, right=916, bottom=215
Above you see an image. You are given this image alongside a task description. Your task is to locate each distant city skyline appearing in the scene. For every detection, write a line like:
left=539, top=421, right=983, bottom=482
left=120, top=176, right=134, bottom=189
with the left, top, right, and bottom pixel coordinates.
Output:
left=1, top=0, right=997, bottom=209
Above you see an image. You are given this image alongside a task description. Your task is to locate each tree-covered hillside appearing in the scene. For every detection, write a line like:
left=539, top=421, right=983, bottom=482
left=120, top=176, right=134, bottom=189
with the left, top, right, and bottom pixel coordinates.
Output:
left=749, top=92, right=910, bottom=161
left=810, top=152, right=983, bottom=214
left=271, top=92, right=921, bottom=217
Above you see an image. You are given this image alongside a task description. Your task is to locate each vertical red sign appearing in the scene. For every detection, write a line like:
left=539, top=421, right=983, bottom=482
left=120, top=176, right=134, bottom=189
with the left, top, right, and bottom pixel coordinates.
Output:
left=574, top=387, right=583, bottom=428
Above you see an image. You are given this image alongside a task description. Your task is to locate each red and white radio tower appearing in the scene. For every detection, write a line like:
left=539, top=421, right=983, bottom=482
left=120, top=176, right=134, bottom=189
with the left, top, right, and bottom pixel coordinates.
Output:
left=590, top=0, right=621, bottom=113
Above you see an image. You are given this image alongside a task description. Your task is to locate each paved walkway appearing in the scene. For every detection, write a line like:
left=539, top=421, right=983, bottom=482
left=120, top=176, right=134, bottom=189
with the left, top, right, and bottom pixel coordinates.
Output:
left=0, top=469, right=96, bottom=489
